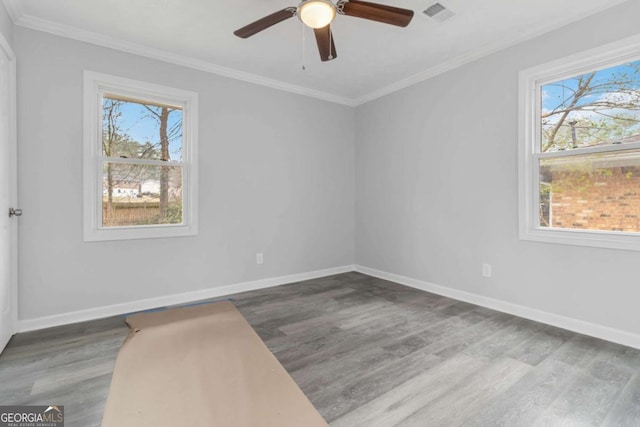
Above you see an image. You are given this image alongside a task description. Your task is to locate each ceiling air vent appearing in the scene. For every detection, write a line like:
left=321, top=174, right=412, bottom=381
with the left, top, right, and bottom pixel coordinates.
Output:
left=423, top=2, right=455, bottom=22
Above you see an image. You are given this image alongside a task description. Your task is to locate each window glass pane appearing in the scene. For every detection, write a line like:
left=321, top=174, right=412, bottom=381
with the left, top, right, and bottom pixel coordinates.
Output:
left=102, top=163, right=183, bottom=227
left=539, top=149, right=640, bottom=232
left=102, top=96, right=183, bottom=161
left=540, top=60, right=640, bottom=152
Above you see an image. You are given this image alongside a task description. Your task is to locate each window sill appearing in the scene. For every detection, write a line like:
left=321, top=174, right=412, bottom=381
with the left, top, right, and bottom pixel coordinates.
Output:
left=520, top=227, right=640, bottom=251
left=83, top=223, right=198, bottom=242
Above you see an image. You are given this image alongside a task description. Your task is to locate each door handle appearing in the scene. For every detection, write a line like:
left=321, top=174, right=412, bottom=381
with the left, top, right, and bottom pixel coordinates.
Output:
left=8, top=208, right=22, bottom=217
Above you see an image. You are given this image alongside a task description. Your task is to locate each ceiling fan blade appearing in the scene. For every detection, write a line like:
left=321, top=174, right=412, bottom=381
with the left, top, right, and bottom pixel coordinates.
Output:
left=234, top=8, right=297, bottom=38
left=340, top=0, right=414, bottom=27
left=314, top=25, right=337, bottom=62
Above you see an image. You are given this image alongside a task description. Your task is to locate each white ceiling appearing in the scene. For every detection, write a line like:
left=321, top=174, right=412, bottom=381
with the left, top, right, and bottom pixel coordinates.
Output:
left=3, top=0, right=629, bottom=104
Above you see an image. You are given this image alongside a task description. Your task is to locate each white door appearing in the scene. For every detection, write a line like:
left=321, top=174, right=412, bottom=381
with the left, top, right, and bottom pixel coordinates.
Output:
left=0, top=35, right=17, bottom=353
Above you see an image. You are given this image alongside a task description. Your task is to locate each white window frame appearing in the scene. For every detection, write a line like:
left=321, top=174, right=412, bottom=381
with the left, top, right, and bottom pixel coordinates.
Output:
left=83, top=71, right=198, bottom=241
left=519, top=34, right=640, bottom=251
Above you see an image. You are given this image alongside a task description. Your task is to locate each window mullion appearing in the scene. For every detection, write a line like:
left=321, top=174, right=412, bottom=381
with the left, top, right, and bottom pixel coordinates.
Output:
left=536, top=142, right=640, bottom=159
left=103, top=157, right=184, bottom=167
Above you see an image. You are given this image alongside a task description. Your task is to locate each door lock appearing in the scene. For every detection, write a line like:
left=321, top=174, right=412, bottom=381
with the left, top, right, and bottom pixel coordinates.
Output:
left=8, top=208, right=22, bottom=217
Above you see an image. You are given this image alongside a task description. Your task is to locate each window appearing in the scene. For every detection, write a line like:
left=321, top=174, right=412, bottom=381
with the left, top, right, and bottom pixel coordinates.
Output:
left=83, top=71, right=198, bottom=241
left=519, top=36, right=640, bottom=250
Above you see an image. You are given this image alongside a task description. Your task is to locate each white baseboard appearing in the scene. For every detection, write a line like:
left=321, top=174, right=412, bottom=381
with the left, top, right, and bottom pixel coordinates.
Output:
left=19, top=263, right=640, bottom=350
left=17, top=265, right=355, bottom=333
left=354, top=265, right=640, bottom=350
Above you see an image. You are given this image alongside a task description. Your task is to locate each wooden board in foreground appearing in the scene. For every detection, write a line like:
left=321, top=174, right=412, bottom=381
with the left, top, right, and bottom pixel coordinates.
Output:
left=101, top=301, right=329, bottom=427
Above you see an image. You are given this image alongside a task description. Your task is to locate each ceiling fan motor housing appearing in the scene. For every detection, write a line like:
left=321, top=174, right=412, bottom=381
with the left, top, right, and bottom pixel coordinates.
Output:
left=298, top=0, right=337, bottom=29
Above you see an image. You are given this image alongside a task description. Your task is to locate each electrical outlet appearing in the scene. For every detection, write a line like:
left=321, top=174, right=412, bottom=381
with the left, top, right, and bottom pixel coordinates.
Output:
left=482, top=263, right=492, bottom=278
left=256, top=253, right=264, bottom=265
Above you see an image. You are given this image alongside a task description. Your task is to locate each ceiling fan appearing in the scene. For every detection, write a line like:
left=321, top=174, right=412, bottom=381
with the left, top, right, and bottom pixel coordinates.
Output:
left=233, top=0, right=414, bottom=62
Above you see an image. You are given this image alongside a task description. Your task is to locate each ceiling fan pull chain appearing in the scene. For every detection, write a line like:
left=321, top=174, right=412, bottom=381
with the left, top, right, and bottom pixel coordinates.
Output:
left=328, top=27, right=333, bottom=60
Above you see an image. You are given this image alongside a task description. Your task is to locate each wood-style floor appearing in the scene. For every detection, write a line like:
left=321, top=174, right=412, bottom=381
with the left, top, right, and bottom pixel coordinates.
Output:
left=1, top=272, right=639, bottom=426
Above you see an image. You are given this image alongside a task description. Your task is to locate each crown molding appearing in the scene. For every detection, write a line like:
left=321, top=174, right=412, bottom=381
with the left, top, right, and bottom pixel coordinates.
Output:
left=8, top=5, right=357, bottom=107
left=3, top=0, right=631, bottom=108
left=353, top=0, right=631, bottom=105
left=353, top=48, right=496, bottom=105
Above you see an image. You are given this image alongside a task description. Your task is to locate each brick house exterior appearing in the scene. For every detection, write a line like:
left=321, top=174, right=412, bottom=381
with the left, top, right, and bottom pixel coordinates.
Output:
left=541, top=134, right=640, bottom=232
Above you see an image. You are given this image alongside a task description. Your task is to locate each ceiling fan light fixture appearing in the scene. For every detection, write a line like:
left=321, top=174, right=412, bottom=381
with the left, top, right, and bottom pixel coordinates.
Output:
left=298, top=0, right=336, bottom=29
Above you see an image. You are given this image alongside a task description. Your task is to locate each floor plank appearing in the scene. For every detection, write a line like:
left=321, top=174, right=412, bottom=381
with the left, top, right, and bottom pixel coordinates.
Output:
left=1, top=272, right=639, bottom=427
left=398, top=357, right=532, bottom=426
left=602, top=373, right=640, bottom=427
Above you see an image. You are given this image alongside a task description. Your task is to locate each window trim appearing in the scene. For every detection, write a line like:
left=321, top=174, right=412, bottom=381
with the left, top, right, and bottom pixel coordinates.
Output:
left=83, top=71, right=198, bottom=241
left=518, top=34, right=640, bottom=251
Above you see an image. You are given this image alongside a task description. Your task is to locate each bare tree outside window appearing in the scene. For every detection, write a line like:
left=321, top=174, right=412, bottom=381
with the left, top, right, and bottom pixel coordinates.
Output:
left=541, top=60, right=640, bottom=152
left=101, top=96, right=183, bottom=227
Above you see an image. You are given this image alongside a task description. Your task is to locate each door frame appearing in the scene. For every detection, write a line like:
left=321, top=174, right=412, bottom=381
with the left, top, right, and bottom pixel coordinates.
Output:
left=0, top=30, right=18, bottom=349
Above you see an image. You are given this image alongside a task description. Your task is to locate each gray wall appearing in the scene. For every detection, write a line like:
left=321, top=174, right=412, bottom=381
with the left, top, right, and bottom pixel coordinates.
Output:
left=15, top=27, right=355, bottom=320
left=355, top=1, right=640, bottom=335
left=13, top=0, right=640, bottom=335
left=0, top=2, right=13, bottom=46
